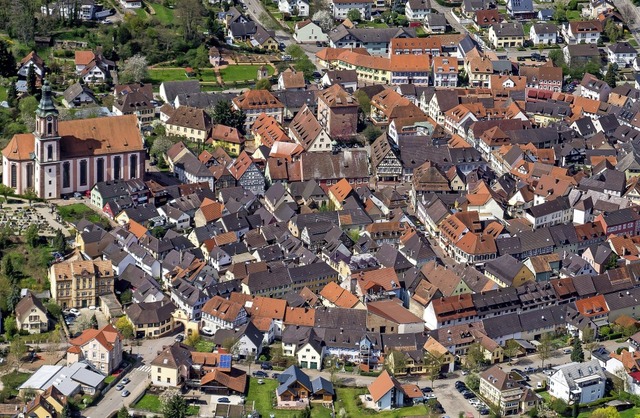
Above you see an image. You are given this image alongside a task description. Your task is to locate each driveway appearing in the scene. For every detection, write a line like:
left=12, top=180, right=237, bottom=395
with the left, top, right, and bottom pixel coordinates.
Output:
left=82, top=367, right=149, bottom=418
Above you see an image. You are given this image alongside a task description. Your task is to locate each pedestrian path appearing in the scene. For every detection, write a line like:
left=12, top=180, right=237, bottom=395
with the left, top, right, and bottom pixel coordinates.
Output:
left=137, top=364, right=151, bottom=373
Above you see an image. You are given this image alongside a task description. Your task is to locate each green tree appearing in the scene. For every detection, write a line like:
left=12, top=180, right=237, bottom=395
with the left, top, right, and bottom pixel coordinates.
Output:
left=150, top=136, right=178, bottom=162
left=7, top=83, right=17, bottom=107
left=162, top=392, right=187, bottom=418
left=185, top=331, right=202, bottom=348
left=294, top=58, right=316, bottom=81
left=255, top=78, right=272, bottom=91
left=23, top=187, right=37, bottom=206
left=7, top=287, right=20, bottom=312
left=363, top=125, right=382, bottom=143
left=582, top=327, right=597, bottom=357
left=570, top=336, right=584, bottom=362
left=90, top=313, right=98, bottom=329
left=176, top=0, right=204, bottom=43
left=61, top=403, right=73, bottom=418
left=347, top=9, right=362, bottom=21
left=604, top=19, right=623, bottom=43
left=0, top=40, right=16, bottom=77
left=25, top=224, right=40, bottom=247
left=285, top=45, right=306, bottom=60
left=46, top=302, right=62, bottom=319
left=119, top=54, right=149, bottom=84
left=549, top=398, right=569, bottom=416
left=3, top=315, right=17, bottom=337
left=591, top=406, right=621, bottom=418
left=117, top=406, right=129, bottom=418
left=465, top=373, right=480, bottom=391
left=26, top=65, right=36, bottom=96
left=538, top=333, right=554, bottom=368
left=548, top=49, right=565, bottom=67
left=115, top=316, right=134, bottom=340
left=386, top=349, right=406, bottom=375
left=19, top=96, right=39, bottom=119
left=553, top=1, right=567, bottom=22
left=210, top=101, right=247, bottom=134
left=0, top=184, right=13, bottom=203
left=9, top=337, right=27, bottom=370
left=52, top=229, right=66, bottom=255
left=503, top=339, right=520, bottom=364
left=604, top=64, right=617, bottom=88
left=3, top=254, right=17, bottom=280
left=354, top=90, right=370, bottom=116
left=465, top=343, right=485, bottom=371
left=424, top=353, right=445, bottom=387
left=120, top=289, right=133, bottom=305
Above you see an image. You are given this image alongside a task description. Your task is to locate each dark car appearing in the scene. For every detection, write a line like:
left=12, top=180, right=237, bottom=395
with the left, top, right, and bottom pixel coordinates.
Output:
left=253, top=371, right=268, bottom=378
left=271, top=373, right=280, bottom=379
left=261, top=362, right=273, bottom=370
left=462, top=391, right=476, bottom=399
left=316, top=41, right=323, bottom=47
left=218, top=397, right=231, bottom=403
left=312, top=71, right=322, bottom=79
left=456, top=386, right=467, bottom=394
left=479, top=408, right=490, bottom=415
left=421, top=387, right=433, bottom=393
left=531, top=53, right=541, bottom=61
left=279, top=42, right=286, bottom=50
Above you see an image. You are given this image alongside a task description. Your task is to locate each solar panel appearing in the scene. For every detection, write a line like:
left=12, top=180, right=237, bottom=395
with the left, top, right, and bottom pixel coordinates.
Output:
left=219, top=354, right=232, bottom=368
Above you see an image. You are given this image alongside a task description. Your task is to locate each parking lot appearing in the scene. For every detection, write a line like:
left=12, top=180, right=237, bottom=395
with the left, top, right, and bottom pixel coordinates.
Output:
left=64, top=307, right=109, bottom=335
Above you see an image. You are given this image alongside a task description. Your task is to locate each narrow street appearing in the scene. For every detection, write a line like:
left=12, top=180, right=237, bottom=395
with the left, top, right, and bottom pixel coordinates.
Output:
left=612, top=0, right=640, bottom=44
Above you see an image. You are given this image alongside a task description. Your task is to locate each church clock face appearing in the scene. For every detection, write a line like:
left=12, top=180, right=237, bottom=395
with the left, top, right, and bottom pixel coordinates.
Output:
left=46, top=116, right=53, bottom=122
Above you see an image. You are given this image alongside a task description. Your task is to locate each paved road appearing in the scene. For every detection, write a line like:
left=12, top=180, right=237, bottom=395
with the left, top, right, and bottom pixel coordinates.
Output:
left=429, top=2, right=468, bottom=35
left=82, top=367, right=149, bottom=418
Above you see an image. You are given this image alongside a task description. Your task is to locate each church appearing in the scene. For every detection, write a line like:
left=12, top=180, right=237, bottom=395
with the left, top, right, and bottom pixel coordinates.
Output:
left=2, top=81, right=145, bottom=199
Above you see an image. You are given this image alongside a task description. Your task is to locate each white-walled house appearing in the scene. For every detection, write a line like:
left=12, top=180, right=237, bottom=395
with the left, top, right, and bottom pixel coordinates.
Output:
left=331, top=0, right=371, bottom=19
left=548, top=360, right=606, bottom=404
left=297, top=339, right=325, bottom=370
left=120, top=0, right=142, bottom=8
left=294, top=20, right=328, bottom=43
left=278, top=0, right=310, bottom=16
left=607, top=42, right=638, bottom=67
left=530, top=23, right=557, bottom=45
left=406, top=0, right=431, bottom=21
left=200, top=296, right=248, bottom=333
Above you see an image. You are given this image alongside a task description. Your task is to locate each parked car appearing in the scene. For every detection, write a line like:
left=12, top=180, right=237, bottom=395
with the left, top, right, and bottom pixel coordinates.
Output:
left=218, top=397, right=231, bottom=404
left=121, top=390, right=130, bottom=397
left=524, top=367, right=535, bottom=374
left=115, top=384, right=124, bottom=391
left=253, top=371, right=268, bottom=378
left=479, top=408, right=490, bottom=415
left=462, top=391, right=476, bottom=399
left=455, top=380, right=466, bottom=388
left=175, top=334, right=185, bottom=342
left=121, top=377, right=130, bottom=385
left=563, top=348, right=572, bottom=354
left=201, top=327, right=214, bottom=336
left=69, top=308, right=80, bottom=316
left=421, top=387, right=433, bottom=393
left=271, top=373, right=280, bottom=379
left=257, top=379, right=265, bottom=385
left=424, top=393, right=437, bottom=400
left=261, top=362, right=273, bottom=370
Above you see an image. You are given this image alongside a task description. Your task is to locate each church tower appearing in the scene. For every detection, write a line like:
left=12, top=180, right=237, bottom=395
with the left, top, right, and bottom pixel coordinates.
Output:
left=34, top=80, right=61, bottom=199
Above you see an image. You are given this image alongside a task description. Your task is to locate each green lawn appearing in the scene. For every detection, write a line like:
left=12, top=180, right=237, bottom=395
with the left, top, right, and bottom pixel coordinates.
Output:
left=0, top=87, right=7, bottom=103
left=577, top=407, right=640, bottom=418
left=523, top=22, right=532, bottom=37
left=58, top=203, right=109, bottom=228
left=149, top=2, right=174, bottom=24
left=246, top=377, right=298, bottom=418
left=566, top=10, right=581, bottom=20
left=220, top=64, right=274, bottom=83
left=1, top=371, right=31, bottom=396
left=133, top=393, right=162, bottom=412
left=135, top=8, right=148, bottom=19
left=147, top=68, right=218, bottom=85
left=334, top=387, right=432, bottom=417
left=194, top=339, right=214, bottom=353
left=104, top=375, right=116, bottom=384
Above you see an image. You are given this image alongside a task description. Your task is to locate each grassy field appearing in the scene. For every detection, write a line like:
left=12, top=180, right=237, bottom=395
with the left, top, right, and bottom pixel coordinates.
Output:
left=147, top=68, right=218, bottom=84
left=149, top=2, right=175, bottom=24
left=246, top=377, right=298, bottom=418
left=1, top=371, right=31, bottom=396
left=134, top=393, right=161, bottom=412
left=194, top=339, right=215, bottom=353
left=58, top=203, right=109, bottom=228
left=4, top=244, right=53, bottom=293
left=220, top=64, right=274, bottom=83
left=0, top=87, right=7, bottom=102
left=567, top=10, right=581, bottom=20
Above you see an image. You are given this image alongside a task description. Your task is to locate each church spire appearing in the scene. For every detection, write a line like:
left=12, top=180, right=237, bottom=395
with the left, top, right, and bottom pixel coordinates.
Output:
left=35, top=80, right=58, bottom=119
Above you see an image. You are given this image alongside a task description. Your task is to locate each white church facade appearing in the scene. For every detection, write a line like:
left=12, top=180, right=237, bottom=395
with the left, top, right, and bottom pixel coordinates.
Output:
left=2, top=81, right=145, bottom=199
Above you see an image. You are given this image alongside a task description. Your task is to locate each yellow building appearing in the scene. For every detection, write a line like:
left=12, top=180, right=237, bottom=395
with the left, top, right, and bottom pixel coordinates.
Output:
left=484, top=254, right=534, bottom=288
left=164, top=105, right=212, bottom=143
left=26, top=386, right=66, bottom=418
left=50, top=259, right=114, bottom=309
left=488, top=23, right=525, bottom=49
left=151, top=343, right=193, bottom=388
left=208, top=124, right=245, bottom=156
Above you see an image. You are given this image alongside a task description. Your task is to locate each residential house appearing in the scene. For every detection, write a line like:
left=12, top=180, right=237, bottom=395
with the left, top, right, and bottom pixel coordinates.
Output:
left=432, top=56, right=458, bottom=87
left=112, top=83, right=155, bottom=125
left=548, top=360, right=606, bottom=404
left=74, top=50, right=114, bottom=84
left=563, top=43, right=601, bottom=66
left=164, top=106, right=212, bottom=143
left=50, top=260, right=114, bottom=309
left=62, top=83, right=96, bottom=109
left=151, top=343, right=193, bottom=388
left=228, top=151, right=266, bottom=196
left=200, top=296, right=248, bottom=333
left=16, top=51, right=45, bottom=93
left=212, top=321, right=264, bottom=357
left=316, top=84, right=359, bottom=141
left=208, top=124, right=245, bottom=155
left=66, top=324, right=123, bottom=374
left=488, top=22, right=524, bottom=49
left=278, top=0, right=310, bottom=16
left=406, top=0, right=431, bottom=21
left=294, top=20, right=327, bottom=43
left=331, top=0, right=371, bottom=20
left=367, top=370, right=405, bottom=410
left=425, top=14, right=447, bottom=33
left=563, top=20, right=603, bottom=44
left=530, top=23, right=557, bottom=45
left=276, top=366, right=334, bottom=403
left=608, top=42, right=638, bottom=67
left=484, top=255, right=534, bottom=288
left=233, top=90, right=284, bottom=133
left=126, top=300, right=176, bottom=338
left=480, top=365, right=540, bottom=416
left=289, top=105, right=332, bottom=152
left=15, top=292, right=49, bottom=334
left=506, top=0, right=535, bottom=19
